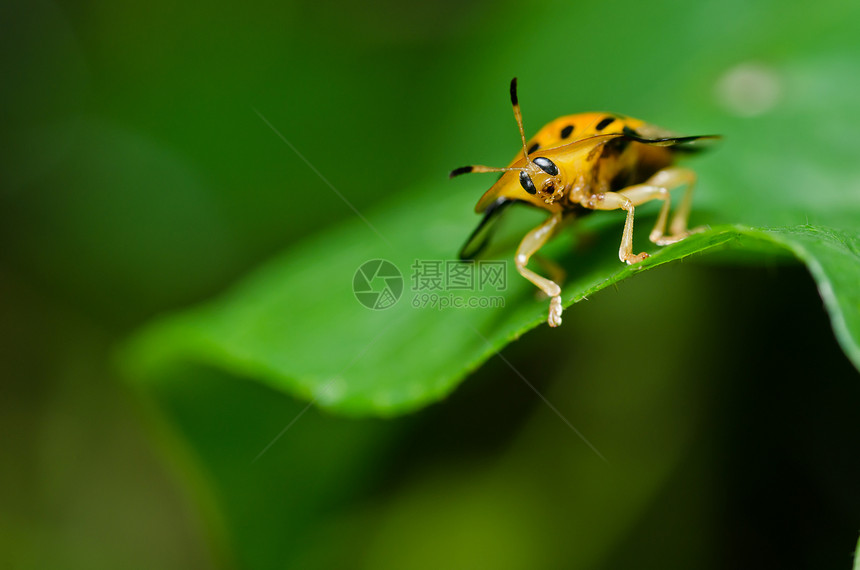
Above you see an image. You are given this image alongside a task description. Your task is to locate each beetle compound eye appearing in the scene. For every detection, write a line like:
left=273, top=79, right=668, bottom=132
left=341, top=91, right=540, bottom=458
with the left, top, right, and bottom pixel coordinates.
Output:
left=533, top=156, right=559, bottom=176
left=519, top=171, right=537, bottom=194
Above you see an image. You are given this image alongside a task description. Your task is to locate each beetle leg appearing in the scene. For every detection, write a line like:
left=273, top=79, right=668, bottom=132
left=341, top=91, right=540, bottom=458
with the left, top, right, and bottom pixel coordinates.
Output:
left=585, top=167, right=705, bottom=265
left=582, top=191, right=650, bottom=265
left=515, top=212, right=564, bottom=327
left=533, top=254, right=566, bottom=299
left=619, top=167, right=705, bottom=245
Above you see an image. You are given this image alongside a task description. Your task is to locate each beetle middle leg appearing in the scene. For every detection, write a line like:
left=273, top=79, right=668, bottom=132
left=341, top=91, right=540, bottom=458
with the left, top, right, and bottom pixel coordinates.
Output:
left=515, top=212, right=564, bottom=327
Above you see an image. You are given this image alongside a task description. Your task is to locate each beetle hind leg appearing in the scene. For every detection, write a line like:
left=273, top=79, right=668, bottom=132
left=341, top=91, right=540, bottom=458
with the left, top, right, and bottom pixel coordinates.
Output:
left=640, top=167, right=707, bottom=245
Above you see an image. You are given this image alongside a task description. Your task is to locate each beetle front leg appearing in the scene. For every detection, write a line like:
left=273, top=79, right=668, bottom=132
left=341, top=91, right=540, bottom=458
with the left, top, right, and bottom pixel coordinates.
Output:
left=533, top=254, right=566, bottom=299
left=584, top=192, right=650, bottom=265
left=515, top=212, right=564, bottom=327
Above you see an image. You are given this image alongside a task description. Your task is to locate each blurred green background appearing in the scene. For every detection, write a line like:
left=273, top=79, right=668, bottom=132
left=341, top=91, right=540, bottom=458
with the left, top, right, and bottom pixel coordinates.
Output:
left=1, top=0, right=859, bottom=568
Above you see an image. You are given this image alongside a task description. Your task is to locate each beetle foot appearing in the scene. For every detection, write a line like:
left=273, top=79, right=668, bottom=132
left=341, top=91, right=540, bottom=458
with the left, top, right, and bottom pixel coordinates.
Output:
left=548, top=296, right=562, bottom=327
left=656, top=225, right=709, bottom=246
left=624, top=252, right=650, bottom=265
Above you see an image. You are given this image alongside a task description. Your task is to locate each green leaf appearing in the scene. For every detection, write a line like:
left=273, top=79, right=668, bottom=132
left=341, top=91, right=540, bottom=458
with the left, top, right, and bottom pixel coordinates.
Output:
left=121, top=200, right=860, bottom=417
left=854, top=533, right=860, bottom=570
left=121, top=3, right=860, bottom=416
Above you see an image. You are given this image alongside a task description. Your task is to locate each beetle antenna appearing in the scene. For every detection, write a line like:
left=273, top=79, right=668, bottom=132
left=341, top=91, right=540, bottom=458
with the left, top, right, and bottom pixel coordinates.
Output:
left=449, top=165, right=524, bottom=179
left=448, top=79, right=534, bottom=180
left=510, top=77, right=532, bottom=165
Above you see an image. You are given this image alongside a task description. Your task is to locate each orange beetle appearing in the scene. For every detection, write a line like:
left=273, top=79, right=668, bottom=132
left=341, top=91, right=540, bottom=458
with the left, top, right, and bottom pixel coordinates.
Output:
left=452, top=78, right=718, bottom=327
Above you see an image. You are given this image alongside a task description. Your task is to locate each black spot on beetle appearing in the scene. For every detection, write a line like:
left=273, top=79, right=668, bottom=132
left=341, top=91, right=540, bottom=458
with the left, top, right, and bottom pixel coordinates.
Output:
left=622, top=126, right=641, bottom=138
left=595, top=117, right=616, bottom=131
left=561, top=125, right=574, bottom=139
left=528, top=142, right=540, bottom=154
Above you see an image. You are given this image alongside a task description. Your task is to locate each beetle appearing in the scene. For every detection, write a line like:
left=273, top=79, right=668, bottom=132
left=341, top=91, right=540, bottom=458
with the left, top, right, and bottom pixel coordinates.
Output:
left=451, top=78, right=718, bottom=327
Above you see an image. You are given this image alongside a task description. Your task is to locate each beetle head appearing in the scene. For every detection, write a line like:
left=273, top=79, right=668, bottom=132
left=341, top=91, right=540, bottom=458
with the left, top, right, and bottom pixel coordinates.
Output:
left=519, top=156, right=564, bottom=204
